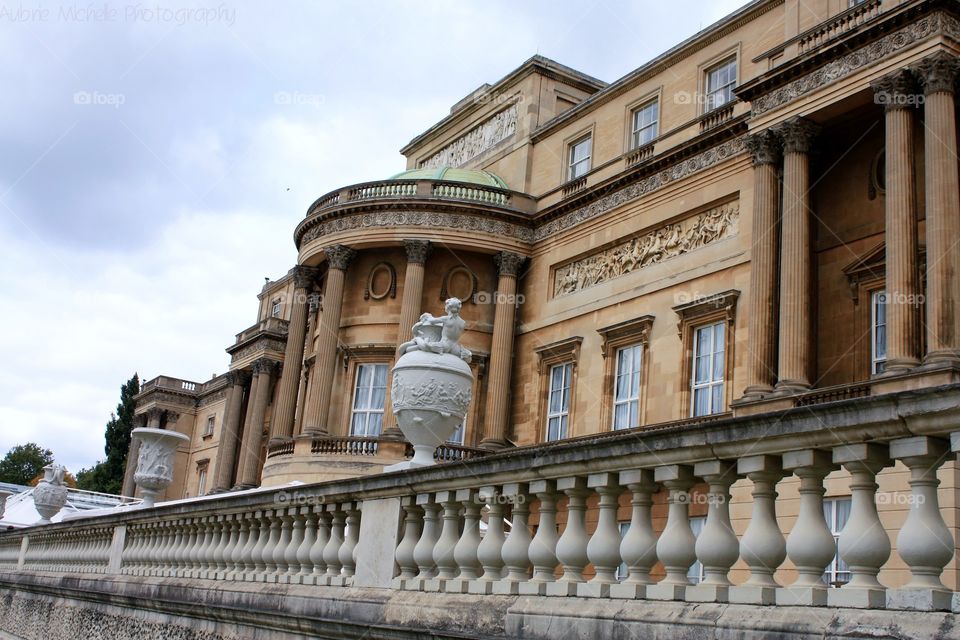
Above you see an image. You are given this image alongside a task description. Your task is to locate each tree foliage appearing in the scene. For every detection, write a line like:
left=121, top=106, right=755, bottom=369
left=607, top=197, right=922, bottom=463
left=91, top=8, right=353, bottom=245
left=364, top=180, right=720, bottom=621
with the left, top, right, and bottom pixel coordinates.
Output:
left=0, top=443, right=54, bottom=486
left=76, top=373, right=140, bottom=494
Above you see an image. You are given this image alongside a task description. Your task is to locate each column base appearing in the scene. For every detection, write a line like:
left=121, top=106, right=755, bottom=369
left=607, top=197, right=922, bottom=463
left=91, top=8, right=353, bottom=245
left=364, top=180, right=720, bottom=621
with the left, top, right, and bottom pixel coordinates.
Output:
left=230, top=484, right=257, bottom=491
left=886, top=588, right=952, bottom=611
left=379, top=425, right=405, bottom=441
left=922, top=350, right=960, bottom=367
left=773, top=380, right=811, bottom=396
left=478, top=438, right=511, bottom=451
left=776, top=586, right=828, bottom=606
left=734, top=385, right=775, bottom=404
left=827, top=586, right=886, bottom=609
left=685, top=583, right=731, bottom=603
left=646, top=582, right=688, bottom=601
left=878, top=357, right=921, bottom=375
left=267, top=436, right=293, bottom=448
left=609, top=583, right=649, bottom=599
left=729, top=584, right=778, bottom=605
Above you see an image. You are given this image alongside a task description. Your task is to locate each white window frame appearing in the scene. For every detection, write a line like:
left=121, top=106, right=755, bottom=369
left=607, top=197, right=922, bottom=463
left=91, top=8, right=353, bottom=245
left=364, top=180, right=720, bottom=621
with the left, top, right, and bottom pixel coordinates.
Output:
left=688, top=515, right=707, bottom=584
left=567, top=135, right=592, bottom=181
left=705, top=57, right=737, bottom=112
left=612, top=344, right=643, bottom=430
left=871, top=290, right=887, bottom=375
left=203, top=414, right=215, bottom=437
left=349, top=363, right=388, bottom=437
left=631, top=99, right=659, bottom=149
left=271, top=299, right=282, bottom=317
left=823, top=497, right=852, bottom=587
left=691, top=321, right=726, bottom=417
left=196, top=466, right=207, bottom=496
left=447, top=422, right=465, bottom=445
left=546, top=362, right=573, bottom=441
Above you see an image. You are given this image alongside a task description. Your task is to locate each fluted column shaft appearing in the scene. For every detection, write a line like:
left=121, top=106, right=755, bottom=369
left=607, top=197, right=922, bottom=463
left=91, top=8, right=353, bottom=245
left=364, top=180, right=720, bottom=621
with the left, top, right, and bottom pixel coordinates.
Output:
left=211, top=372, right=248, bottom=493
left=874, top=71, right=921, bottom=372
left=235, top=359, right=275, bottom=489
left=480, top=251, right=524, bottom=449
left=306, top=245, right=355, bottom=435
left=271, top=267, right=316, bottom=442
left=776, top=117, right=818, bottom=392
left=742, top=131, right=780, bottom=399
left=299, top=300, right=321, bottom=432
left=915, top=54, right=960, bottom=364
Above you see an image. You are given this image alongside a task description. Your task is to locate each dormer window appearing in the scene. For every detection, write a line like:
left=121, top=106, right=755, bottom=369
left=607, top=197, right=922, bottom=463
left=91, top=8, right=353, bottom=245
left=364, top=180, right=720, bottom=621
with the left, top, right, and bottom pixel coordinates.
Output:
left=568, top=135, right=592, bottom=181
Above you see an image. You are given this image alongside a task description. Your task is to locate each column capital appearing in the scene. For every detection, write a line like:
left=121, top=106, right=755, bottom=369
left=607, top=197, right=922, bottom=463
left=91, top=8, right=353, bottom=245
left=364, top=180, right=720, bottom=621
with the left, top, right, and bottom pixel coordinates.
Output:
left=913, top=51, right=960, bottom=96
left=323, top=244, right=356, bottom=271
left=402, top=239, right=432, bottom=265
left=224, top=369, right=251, bottom=387
left=494, top=251, right=525, bottom=278
left=871, top=68, right=920, bottom=110
left=743, top=130, right=780, bottom=166
left=252, top=357, right=278, bottom=376
left=777, top=117, right=819, bottom=154
left=291, top=265, right=319, bottom=291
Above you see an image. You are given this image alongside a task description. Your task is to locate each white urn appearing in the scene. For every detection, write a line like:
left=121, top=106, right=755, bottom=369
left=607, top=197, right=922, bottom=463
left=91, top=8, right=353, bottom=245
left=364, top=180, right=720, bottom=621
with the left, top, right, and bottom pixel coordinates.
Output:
left=33, top=464, right=68, bottom=524
left=389, top=301, right=474, bottom=470
left=132, top=427, right=189, bottom=507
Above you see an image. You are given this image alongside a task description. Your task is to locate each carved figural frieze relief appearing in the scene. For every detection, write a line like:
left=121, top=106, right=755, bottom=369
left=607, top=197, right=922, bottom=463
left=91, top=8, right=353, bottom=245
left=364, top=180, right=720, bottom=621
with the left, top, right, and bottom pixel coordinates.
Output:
left=553, top=201, right=740, bottom=297
left=752, top=13, right=960, bottom=115
left=364, top=262, right=397, bottom=300
left=419, top=103, right=518, bottom=169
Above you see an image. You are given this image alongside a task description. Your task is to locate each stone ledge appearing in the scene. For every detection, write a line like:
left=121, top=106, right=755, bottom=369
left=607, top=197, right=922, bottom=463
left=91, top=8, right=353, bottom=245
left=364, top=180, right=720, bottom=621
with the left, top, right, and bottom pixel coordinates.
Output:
left=1, top=571, right=958, bottom=640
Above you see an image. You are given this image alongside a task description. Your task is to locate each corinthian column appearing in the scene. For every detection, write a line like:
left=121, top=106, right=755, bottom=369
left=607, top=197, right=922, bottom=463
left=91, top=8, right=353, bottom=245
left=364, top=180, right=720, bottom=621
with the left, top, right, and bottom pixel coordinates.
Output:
left=914, top=53, right=960, bottom=365
left=479, top=251, right=524, bottom=450
left=235, top=358, right=277, bottom=489
left=775, top=117, right=818, bottom=394
left=872, top=70, right=921, bottom=373
left=270, top=266, right=317, bottom=444
left=304, top=245, right=355, bottom=435
left=211, top=370, right=249, bottom=493
left=740, top=130, right=781, bottom=400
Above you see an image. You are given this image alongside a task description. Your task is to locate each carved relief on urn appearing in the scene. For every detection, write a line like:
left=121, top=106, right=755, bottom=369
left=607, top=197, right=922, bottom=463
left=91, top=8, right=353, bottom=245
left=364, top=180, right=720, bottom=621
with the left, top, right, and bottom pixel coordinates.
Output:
left=132, top=427, right=190, bottom=507
left=389, top=298, right=474, bottom=469
left=33, top=463, right=68, bottom=524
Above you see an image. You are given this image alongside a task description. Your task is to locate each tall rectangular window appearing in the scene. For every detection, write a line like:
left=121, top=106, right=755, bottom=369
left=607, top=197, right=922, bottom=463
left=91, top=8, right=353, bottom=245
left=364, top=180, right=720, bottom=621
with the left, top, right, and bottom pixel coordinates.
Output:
left=613, top=344, right=642, bottom=429
left=823, top=497, right=852, bottom=587
left=546, top=363, right=573, bottom=441
left=871, top=290, right=887, bottom=374
left=568, top=135, right=592, bottom=181
left=350, top=363, right=388, bottom=437
left=691, top=322, right=725, bottom=416
left=687, top=515, right=707, bottom=584
left=196, top=466, right=207, bottom=496
left=271, top=299, right=282, bottom=317
left=447, top=422, right=465, bottom=445
left=705, top=57, right=737, bottom=111
left=631, top=100, right=659, bottom=148
left=203, top=415, right=215, bottom=437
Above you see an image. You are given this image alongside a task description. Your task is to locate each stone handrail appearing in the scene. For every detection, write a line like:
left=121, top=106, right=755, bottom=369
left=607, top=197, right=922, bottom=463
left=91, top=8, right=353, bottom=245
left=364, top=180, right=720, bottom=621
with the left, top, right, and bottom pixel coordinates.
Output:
left=700, top=102, right=736, bottom=132
left=404, top=442, right=489, bottom=463
left=311, top=435, right=381, bottom=457
left=797, top=0, right=882, bottom=55
left=625, top=142, right=655, bottom=168
left=1, top=385, right=959, bottom=612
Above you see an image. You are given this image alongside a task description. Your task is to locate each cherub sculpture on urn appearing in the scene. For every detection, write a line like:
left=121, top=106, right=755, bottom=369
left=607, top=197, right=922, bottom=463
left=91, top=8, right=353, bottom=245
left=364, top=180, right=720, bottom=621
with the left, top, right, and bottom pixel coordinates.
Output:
left=388, top=298, right=473, bottom=471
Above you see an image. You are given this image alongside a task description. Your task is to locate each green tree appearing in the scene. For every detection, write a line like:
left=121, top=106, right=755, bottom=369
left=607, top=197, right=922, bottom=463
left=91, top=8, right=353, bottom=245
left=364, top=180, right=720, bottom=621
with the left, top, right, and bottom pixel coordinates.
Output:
left=0, top=443, right=54, bottom=486
left=76, top=373, right=140, bottom=494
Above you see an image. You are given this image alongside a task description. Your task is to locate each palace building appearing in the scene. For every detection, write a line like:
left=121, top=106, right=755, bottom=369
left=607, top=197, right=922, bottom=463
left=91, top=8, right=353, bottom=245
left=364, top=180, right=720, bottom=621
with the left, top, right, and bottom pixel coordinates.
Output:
left=5, top=1, right=960, bottom=637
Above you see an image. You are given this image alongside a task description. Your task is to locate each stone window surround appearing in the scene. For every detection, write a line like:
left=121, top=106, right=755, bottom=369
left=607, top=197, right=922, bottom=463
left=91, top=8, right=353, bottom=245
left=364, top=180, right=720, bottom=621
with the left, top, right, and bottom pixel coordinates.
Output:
left=597, top=315, right=655, bottom=431
left=201, top=414, right=215, bottom=440
left=562, top=124, right=595, bottom=184
left=336, top=344, right=396, bottom=438
left=193, top=458, right=209, bottom=498
left=625, top=89, right=662, bottom=152
left=534, top=336, right=583, bottom=442
left=698, top=44, right=740, bottom=114
left=673, top=289, right=739, bottom=417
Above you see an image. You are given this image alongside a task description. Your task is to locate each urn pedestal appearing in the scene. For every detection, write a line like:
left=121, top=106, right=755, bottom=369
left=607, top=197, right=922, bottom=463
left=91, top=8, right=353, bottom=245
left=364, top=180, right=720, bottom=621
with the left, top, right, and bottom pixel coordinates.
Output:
left=132, top=427, right=190, bottom=507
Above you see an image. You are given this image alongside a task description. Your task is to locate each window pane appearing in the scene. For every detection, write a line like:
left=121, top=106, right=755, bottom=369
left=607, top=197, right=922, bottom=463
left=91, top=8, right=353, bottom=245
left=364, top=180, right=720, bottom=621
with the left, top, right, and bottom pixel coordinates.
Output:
left=559, top=415, right=568, bottom=439
left=629, top=400, right=639, bottom=428
left=694, top=388, right=709, bottom=417
left=711, top=383, right=724, bottom=413
left=368, top=413, right=383, bottom=437
left=614, top=403, right=630, bottom=429
left=695, top=355, right=711, bottom=383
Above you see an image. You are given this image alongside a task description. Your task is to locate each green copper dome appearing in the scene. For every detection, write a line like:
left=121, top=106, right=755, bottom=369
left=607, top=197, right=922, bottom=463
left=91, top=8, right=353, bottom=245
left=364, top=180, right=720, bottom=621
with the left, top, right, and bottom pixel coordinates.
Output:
left=389, top=167, right=509, bottom=190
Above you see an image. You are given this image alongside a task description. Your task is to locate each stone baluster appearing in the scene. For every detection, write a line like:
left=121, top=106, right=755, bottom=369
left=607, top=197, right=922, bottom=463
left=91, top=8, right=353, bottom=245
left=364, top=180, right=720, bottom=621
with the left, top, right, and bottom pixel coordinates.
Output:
left=309, top=507, right=331, bottom=584
left=272, top=508, right=295, bottom=580
left=887, top=436, right=954, bottom=611
left=777, top=449, right=837, bottom=606
left=521, top=480, right=560, bottom=596
left=295, top=506, right=316, bottom=583
left=548, top=476, right=589, bottom=596
left=208, top=516, right=228, bottom=578
left=730, top=455, right=786, bottom=605
left=471, top=486, right=506, bottom=595
left=197, top=516, right=217, bottom=578
left=495, top=483, right=531, bottom=595
left=261, top=510, right=283, bottom=582
left=156, top=523, right=174, bottom=577
left=160, top=520, right=177, bottom=577
left=828, top=443, right=891, bottom=609
left=428, top=491, right=462, bottom=592
left=190, top=517, right=209, bottom=578
left=249, top=510, right=270, bottom=581
left=687, top=461, right=739, bottom=603
left=410, top=494, right=440, bottom=590
left=137, top=525, right=155, bottom=576
left=649, top=465, right=696, bottom=601
left=322, top=503, right=346, bottom=584
left=119, top=524, right=139, bottom=574
left=580, top=473, right=622, bottom=598
left=338, top=502, right=360, bottom=583
left=447, top=489, right=481, bottom=594
left=238, top=512, right=262, bottom=581
left=611, top=469, right=658, bottom=599
left=221, top=515, right=241, bottom=579
left=179, top=518, right=198, bottom=578
left=227, top=514, right=251, bottom=580
left=392, top=497, right=423, bottom=589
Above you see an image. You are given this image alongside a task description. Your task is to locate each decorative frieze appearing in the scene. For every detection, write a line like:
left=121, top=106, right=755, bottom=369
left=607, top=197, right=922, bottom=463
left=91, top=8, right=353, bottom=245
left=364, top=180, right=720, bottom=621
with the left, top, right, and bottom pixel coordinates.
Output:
left=300, top=209, right=535, bottom=245
left=419, top=103, right=518, bottom=169
left=752, top=12, right=960, bottom=115
left=553, top=201, right=740, bottom=297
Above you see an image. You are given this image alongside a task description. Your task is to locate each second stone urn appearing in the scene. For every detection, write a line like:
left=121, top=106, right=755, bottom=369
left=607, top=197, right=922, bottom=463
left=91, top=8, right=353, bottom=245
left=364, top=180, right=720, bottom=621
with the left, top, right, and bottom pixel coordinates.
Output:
left=389, top=298, right=474, bottom=469
left=33, top=464, right=68, bottom=524
left=132, top=427, right=189, bottom=507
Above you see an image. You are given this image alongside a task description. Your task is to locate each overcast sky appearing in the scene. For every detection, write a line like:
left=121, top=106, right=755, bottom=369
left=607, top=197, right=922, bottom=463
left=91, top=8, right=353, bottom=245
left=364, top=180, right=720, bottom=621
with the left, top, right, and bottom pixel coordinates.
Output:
left=0, top=0, right=747, bottom=475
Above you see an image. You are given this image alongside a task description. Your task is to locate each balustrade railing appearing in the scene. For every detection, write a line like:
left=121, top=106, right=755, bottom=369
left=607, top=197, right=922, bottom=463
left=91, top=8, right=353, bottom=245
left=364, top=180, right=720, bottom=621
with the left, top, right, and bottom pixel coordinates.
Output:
left=1, top=386, right=958, bottom=612
left=797, top=0, right=882, bottom=55
left=311, top=436, right=380, bottom=456
left=306, top=179, right=527, bottom=216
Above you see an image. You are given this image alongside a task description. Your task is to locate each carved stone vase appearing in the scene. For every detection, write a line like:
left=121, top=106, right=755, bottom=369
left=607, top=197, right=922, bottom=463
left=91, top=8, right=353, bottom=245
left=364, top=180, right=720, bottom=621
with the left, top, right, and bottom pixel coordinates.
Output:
left=133, top=427, right=189, bottom=507
left=389, top=342, right=473, bottom=469
left=33, top=466, right=68, bottom=525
